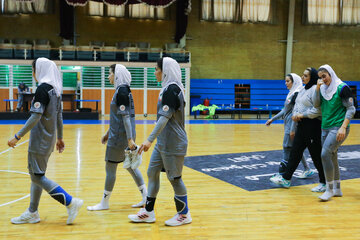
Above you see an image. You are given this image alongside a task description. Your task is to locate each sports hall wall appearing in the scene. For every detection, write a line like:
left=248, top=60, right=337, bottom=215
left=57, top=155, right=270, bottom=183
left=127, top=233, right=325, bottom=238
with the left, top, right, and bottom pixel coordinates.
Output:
left=1, top=0, right=359, bottom=112
left=1, top=0, right=360, bottom=80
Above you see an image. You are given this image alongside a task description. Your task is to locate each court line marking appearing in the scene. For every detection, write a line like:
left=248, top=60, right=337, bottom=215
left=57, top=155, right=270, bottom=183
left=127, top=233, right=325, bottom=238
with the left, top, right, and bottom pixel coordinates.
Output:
left=0, top=170, right=30, bottom=207
left=0, top=141, right=31, bottom=207
left=0, top=140, right=29, bottom=155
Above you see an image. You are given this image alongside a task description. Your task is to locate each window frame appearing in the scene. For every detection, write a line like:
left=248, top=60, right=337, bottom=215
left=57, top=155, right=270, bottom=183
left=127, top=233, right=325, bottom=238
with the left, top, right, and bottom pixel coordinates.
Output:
left=200, top=0, right=274, bottom=24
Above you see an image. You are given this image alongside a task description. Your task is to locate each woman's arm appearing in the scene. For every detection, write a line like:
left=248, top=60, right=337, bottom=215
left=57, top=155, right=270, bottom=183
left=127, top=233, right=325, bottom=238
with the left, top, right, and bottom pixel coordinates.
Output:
left=336, top=92, right=356, bottom=142
left=56, top=106, right=65, bottom=153
left=268, top=108, right=285, bottom=122
left=17, top=113, right=42, bottom=138
left=8, top=113, right=41, bottom=147
left=122, top=114, right=135, bottom=149
left=294, top=87, right=321, bottom=120
left=138, top=116, right=169, bottom=154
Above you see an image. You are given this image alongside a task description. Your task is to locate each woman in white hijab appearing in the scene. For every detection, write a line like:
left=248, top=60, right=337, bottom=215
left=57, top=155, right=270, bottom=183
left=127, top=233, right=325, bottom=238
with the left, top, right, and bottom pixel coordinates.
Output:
left=266, top=73, right=314, bottom=179
left=7, top=58, right=83, bottom=225
left=316, top=64, right=356, bottom=201
left=128, top=57, right=191, bottom=227
left=87, top=64, right=147, bottom=211
left=271, top=67, right=326, bottom=193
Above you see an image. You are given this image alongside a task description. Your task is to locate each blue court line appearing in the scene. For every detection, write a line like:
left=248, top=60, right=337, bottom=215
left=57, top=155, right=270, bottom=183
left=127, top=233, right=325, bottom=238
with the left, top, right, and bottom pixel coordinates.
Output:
left=1, top=119, right=360, bottom=125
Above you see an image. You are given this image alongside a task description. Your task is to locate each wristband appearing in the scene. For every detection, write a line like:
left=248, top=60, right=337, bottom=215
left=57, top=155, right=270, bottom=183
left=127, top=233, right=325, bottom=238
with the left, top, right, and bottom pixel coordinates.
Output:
left=14, top=134, right=21, bottom=140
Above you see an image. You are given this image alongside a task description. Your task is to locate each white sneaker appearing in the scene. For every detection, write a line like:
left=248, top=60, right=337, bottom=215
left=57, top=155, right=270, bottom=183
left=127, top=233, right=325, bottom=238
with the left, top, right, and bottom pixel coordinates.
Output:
left=123, top=148, right=132, bottom=169
left=130, top=146, right=143, bottom=170
left=319, top=190, right=334, bottom=201
left=87, top=202, right=109, bottom=211
left=11, top=209, right=40, bottom=224
left=132, top=186, right=147, bottom=208
left=311, top=183, right=326, bottom=192
left=270, top=175, right=291, bottom=188
left=66, top=197, right=83, bottom=225
left=298, top=169, right=315, bottom=179
left=270, top=173, right=280, bottom=181
left=131, top=200, right=145, bottom=208
left=128, top=208, right=156, bottom=223
left=165, top=212, right=192, bottom=226
left=333, top=189, right=343, bottom=197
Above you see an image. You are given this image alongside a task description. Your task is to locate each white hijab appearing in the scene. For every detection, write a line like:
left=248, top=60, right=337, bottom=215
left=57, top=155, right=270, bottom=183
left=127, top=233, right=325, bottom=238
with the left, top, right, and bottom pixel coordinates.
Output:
left=286, top=73, right=303, bottom=101
left=114, top=64, right=131, bottom=89
left=35, top=58, right=62, bottom=97
left=160, top=57, right=185, bottom=100
left=319, top=64, right=343, bottom=101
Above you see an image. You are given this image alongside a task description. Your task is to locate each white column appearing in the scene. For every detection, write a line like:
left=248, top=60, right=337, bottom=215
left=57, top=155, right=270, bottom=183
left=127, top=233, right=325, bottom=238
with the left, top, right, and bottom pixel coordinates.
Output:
left=185, top=67, right=190, bottom=116
left=285, top=0, right=295, bottom=75
left=143, top=67, right=148, bottom=117
left=101, top=66, right=105, bottom=116
left=9, top=65, right=13, bottom=110
left=79, top=67, right=83, bottom=109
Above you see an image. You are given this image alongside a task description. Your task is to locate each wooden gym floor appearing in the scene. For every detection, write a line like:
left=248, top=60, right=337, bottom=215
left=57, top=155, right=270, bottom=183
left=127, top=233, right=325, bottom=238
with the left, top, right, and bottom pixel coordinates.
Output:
left=0, top=118, right=360, bottom=240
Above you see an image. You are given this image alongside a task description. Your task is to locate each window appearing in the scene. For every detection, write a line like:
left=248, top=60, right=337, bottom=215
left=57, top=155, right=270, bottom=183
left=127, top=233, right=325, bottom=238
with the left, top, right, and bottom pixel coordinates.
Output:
left=129, top=3, right=165, bottom=20
left=88, top=1, right=125, bottom=17
left=107, top=4, right=125, bottom=17
left=88, top=1, right=104, bottom=16
left=1, top=0, right=51, bottom=14
left=242, top=0, right=271, bottom=22
left=88, top=1, right=165, bottom=19
left=307, top=0, right=339, bottom=24
left=201, top=0, right=272, bottom=23
left=306, top=0, right=360, bottom=25
left=213, top=0, right=236, bottom=22
left=342, top=0, right=360, bottom=24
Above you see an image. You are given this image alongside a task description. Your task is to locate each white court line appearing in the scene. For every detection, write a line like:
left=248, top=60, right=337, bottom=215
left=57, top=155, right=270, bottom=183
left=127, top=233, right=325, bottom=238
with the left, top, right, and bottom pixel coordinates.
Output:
left=0, top=139, right=29, bottom=155
left=0, top=169, right=29, bottom=175
left=0, top=170, right=30, bottom=207
left=0, top=140, right=31, bottom=207
left=0, top=194, right=30, bottom=207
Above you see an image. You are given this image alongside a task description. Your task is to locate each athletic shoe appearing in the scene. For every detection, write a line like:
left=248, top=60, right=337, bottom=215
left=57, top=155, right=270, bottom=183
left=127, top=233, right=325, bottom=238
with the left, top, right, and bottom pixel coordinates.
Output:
left=66, top=197, right=83, bottom=225
left=128, top=208, right=156, bottom=223
left=87, top=202, right=109, bottom=211
left=270, top=175, right=291, bottom=188
left=130, top=146, right=142, bottom=170
left=298, top=169, right=315, bottom=179
left=311, top=183, right=326, bottom=192
left=11, top=209, right=40, bottom=224
left=123, top=148, right=132, bottom=169
left=319, top=190, right=334, bottom=201
left=270, top=173, right=280, bottom=181
left=132, top=187, right=147, bottom=208
left=333, top=189, right=343, bottom=197
left=165, top=212, right=192, bottom=226
left=131, top=200, right=145, bottom=208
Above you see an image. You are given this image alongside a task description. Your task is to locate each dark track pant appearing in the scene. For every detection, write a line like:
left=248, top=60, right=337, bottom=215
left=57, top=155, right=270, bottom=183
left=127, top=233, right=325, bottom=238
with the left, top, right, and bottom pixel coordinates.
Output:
left=282, top=118, right=325, bottom=184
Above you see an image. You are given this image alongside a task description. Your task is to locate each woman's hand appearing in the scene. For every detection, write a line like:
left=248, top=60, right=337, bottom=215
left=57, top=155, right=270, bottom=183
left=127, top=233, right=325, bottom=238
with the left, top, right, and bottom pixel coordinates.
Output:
left=128, top=139, right=136, bottom=150
left=101, top=133, right=109, bottom=144
left=292, top=114, right=303, bottom=122
left=138, top=140, right=152, bottom=155
left=56, top=139, right=65, bottom=153
left=336, top=127, right=346, bottom=142
left=290, top=131, right=295, bottom=141
left=316, top=79, right=324, bottom=91
left=265, top=119, right=273, bottom=126
left=8, top=137, right=18, bottom=148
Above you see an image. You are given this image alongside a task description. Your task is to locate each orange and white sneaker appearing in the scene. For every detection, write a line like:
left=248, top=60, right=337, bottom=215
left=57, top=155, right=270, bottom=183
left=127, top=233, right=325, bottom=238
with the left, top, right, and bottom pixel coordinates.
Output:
left=165, top=212, right=192, bottom=226
left=128, top=208, right=155, bottom=223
